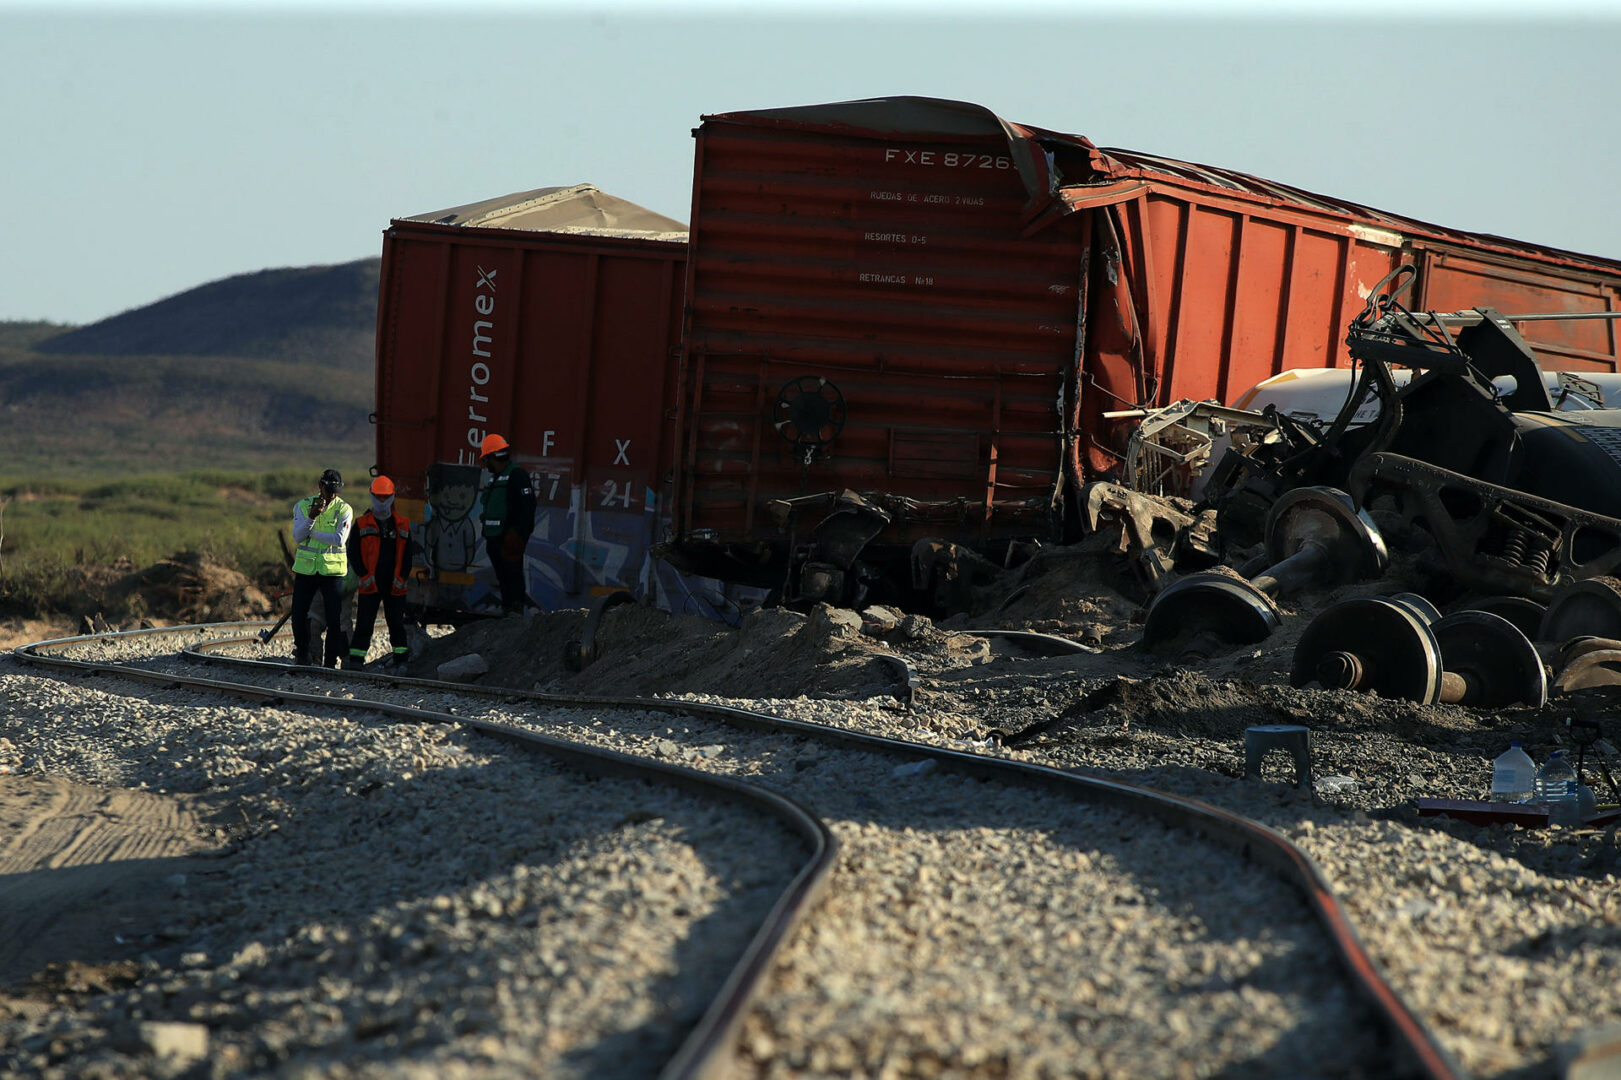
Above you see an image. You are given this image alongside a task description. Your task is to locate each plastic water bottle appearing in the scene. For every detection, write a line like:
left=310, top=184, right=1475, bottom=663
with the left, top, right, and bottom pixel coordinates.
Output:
left=1490, top=743, right=1536, bottom=802
left=1535, top=750, right=1576, bottom=800
left=1577, top=784, right=1598, bottom=824
left=1536, top=751, right=1583, bottom=826
left=1548, top=781, right=1583, bottom=827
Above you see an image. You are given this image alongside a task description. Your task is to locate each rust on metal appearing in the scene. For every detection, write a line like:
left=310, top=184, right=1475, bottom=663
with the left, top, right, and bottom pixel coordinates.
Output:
left=373, top=185, right=689, bottom=612
left=674, top=96, right=1621, bottom=577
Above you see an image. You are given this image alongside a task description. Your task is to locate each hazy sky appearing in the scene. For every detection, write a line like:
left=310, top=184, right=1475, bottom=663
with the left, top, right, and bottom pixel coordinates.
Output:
left=3, top=1, right=1617, bottom=324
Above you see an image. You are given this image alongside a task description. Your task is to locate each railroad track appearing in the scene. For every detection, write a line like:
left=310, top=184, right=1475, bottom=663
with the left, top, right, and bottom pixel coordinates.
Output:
left=9, top=624, right=830, bottom=1080
left=7, top=622, right=1466, bottom=1079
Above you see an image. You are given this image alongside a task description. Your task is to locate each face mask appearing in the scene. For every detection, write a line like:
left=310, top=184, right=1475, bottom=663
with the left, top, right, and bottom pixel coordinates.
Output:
left=371, top=495, right=395, bottom=519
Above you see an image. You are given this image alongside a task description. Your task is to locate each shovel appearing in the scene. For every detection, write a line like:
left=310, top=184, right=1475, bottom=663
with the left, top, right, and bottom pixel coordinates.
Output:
left=257, top=584, right=295, bottom=645
left=257, top=608, right=293, bottom=645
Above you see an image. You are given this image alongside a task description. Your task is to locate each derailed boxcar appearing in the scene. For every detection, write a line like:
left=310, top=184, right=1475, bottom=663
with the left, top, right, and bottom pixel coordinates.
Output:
left=663, top=96, right=1621, bottom=608
left=373, top=184, right=750, bottom=619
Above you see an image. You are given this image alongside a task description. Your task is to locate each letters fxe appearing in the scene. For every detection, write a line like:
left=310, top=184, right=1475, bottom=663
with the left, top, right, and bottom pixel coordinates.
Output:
left=882, top=147, right=1012, bottom=171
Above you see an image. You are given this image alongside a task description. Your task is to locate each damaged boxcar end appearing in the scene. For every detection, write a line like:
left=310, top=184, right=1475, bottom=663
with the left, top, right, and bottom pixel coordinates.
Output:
left=1202, top=265, right=1621, bottom=606
left=372, top=185, right=766, bottom=622
left=658, top=96, right=1621, bottom=614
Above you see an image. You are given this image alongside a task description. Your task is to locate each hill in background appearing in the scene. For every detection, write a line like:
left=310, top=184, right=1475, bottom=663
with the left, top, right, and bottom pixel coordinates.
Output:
left=0, top=322, right=75, bottom=351
left=33, top=259, right=380, bottom=370
left=1, top=258, right=381, bottom=478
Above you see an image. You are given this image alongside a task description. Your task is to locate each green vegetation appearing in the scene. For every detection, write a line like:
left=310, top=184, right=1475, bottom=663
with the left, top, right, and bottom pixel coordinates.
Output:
left=0, top=469, right=359, bottom=617
left=0, top=321, right=75, bottom=350
left=0, top=349, right=373, bottom=478
left=0, top=261, right=383, bottom=619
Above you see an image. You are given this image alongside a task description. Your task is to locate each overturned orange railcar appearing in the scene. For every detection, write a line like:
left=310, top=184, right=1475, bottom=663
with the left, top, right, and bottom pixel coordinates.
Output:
left=668, top=97, right=1621, bottom=596
left=372, top=185, right=708, bottom=615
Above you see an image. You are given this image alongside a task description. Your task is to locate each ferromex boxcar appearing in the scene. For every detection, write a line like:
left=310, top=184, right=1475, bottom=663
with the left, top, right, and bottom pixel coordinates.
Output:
left=666, top=97, right=1621, bottom=606
left=372, top=184, right=742, bottom=617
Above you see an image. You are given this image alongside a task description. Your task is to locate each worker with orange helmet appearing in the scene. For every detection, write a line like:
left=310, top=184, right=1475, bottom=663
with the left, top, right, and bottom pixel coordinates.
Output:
left=345, top=475, right=414, bottom=670
left=478, top=433, right=536, bottom=614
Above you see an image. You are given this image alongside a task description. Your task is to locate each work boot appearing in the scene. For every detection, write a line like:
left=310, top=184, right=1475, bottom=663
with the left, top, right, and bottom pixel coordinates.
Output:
left=342, top=655, right=364, bottom=671
left=292, top=649, right=313, bottom=667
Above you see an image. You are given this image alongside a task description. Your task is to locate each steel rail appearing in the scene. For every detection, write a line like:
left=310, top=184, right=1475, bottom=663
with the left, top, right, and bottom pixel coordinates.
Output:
left=12, top=623, right=837, bottom=1080
left=23, top=622, right=1466, bottom=1079
left=186, top=627, right=1466, bottom=1080
left=1415, top=310, right=1621, bottom=326
left=968, top=628, right=1100, bottom=655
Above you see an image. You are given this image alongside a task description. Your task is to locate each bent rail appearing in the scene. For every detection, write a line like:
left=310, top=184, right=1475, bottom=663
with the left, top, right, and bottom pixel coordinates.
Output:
left=14, top=623, right=837, bottom=1080
left=17, top=622, right=1467, bottom=1079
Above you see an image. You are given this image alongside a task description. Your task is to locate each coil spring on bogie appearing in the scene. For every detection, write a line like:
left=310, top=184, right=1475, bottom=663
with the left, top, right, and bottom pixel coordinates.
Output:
left=1523, top=540, right=1553, bottom=578
left=1500, top=526, right=1529, bottom=565
left=1495, top=523, right=1555, bottom=579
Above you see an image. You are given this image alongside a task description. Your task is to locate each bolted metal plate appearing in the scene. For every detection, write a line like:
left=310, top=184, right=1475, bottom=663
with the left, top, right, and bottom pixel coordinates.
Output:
left=1291, top=596, right=1443, bottom=703
left=1432, top=609, right=1547, bottom=708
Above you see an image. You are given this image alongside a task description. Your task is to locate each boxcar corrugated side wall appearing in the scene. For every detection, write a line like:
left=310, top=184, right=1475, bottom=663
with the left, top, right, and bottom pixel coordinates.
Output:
left=672, top=97, right=1621, bottom=581
left=373, top=103, right=1621, bottom=617
left=1080, top=153, right=1621, bottom=467
left=373, top=220, right=691, bottom=612
left=677, top=102, right=1087, bottom=566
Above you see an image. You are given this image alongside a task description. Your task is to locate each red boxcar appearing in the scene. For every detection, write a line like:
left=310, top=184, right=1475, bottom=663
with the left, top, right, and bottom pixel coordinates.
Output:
left=667, top=97, right=1621, bottom=603
left=372, top=185, right=751, bottom=617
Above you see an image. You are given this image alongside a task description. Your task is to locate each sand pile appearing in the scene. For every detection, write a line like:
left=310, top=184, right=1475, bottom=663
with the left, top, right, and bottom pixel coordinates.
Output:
left=101, top=551, right=272, bottom=625
left=410, top=601, right=1001, bottom=702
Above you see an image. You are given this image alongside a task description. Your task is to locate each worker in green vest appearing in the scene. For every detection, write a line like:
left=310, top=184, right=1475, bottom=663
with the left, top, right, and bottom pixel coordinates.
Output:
left=478, top=433, right=536, bottom=614
left=289, top=468, right=354, bottom=666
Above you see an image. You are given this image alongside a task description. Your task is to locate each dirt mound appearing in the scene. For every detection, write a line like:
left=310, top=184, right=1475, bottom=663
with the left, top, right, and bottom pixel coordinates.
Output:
left=1003, top=666, right=1494, bottom=746
left=410, top=602, right=995, bottom=702
left=1053, top=671, right=1292, bottom=740
left=98, top=551, right=272, bottom=626
left=955, top=543, right=1143, bottom=648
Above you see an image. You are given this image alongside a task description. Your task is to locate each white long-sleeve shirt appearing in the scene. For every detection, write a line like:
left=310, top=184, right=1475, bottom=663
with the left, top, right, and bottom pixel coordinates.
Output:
left=293, top=497, right=354, bottom=549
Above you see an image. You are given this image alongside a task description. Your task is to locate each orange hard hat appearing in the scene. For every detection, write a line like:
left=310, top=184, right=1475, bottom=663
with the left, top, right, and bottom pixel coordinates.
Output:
left=480, top=433, right=511, bottom=457
left=370, top=475, right=395, bottom=497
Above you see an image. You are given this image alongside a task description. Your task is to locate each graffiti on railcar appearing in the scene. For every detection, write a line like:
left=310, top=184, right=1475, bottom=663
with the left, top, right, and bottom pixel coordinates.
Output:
left=421, top=463, right=483, bottom=576
left=411, top=462, right=764, bottom=620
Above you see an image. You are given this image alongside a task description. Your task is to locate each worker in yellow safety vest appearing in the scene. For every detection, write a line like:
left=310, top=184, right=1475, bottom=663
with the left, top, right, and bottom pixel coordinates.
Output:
left=290, top=468, right=354, bottom=666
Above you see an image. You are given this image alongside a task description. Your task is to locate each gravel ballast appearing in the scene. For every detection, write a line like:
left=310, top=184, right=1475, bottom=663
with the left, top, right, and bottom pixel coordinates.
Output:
left=0, top=645, right=808, bottom=1080
left=11, top=632, right=1398, bottom=1078
left=6, top=613, right=1621, bottom=1078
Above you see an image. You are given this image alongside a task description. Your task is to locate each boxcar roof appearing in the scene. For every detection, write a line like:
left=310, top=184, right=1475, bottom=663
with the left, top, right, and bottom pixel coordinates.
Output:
left=704, top=96, right=1621, bottom=279
left=398, top=183, right=686, bottom=240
